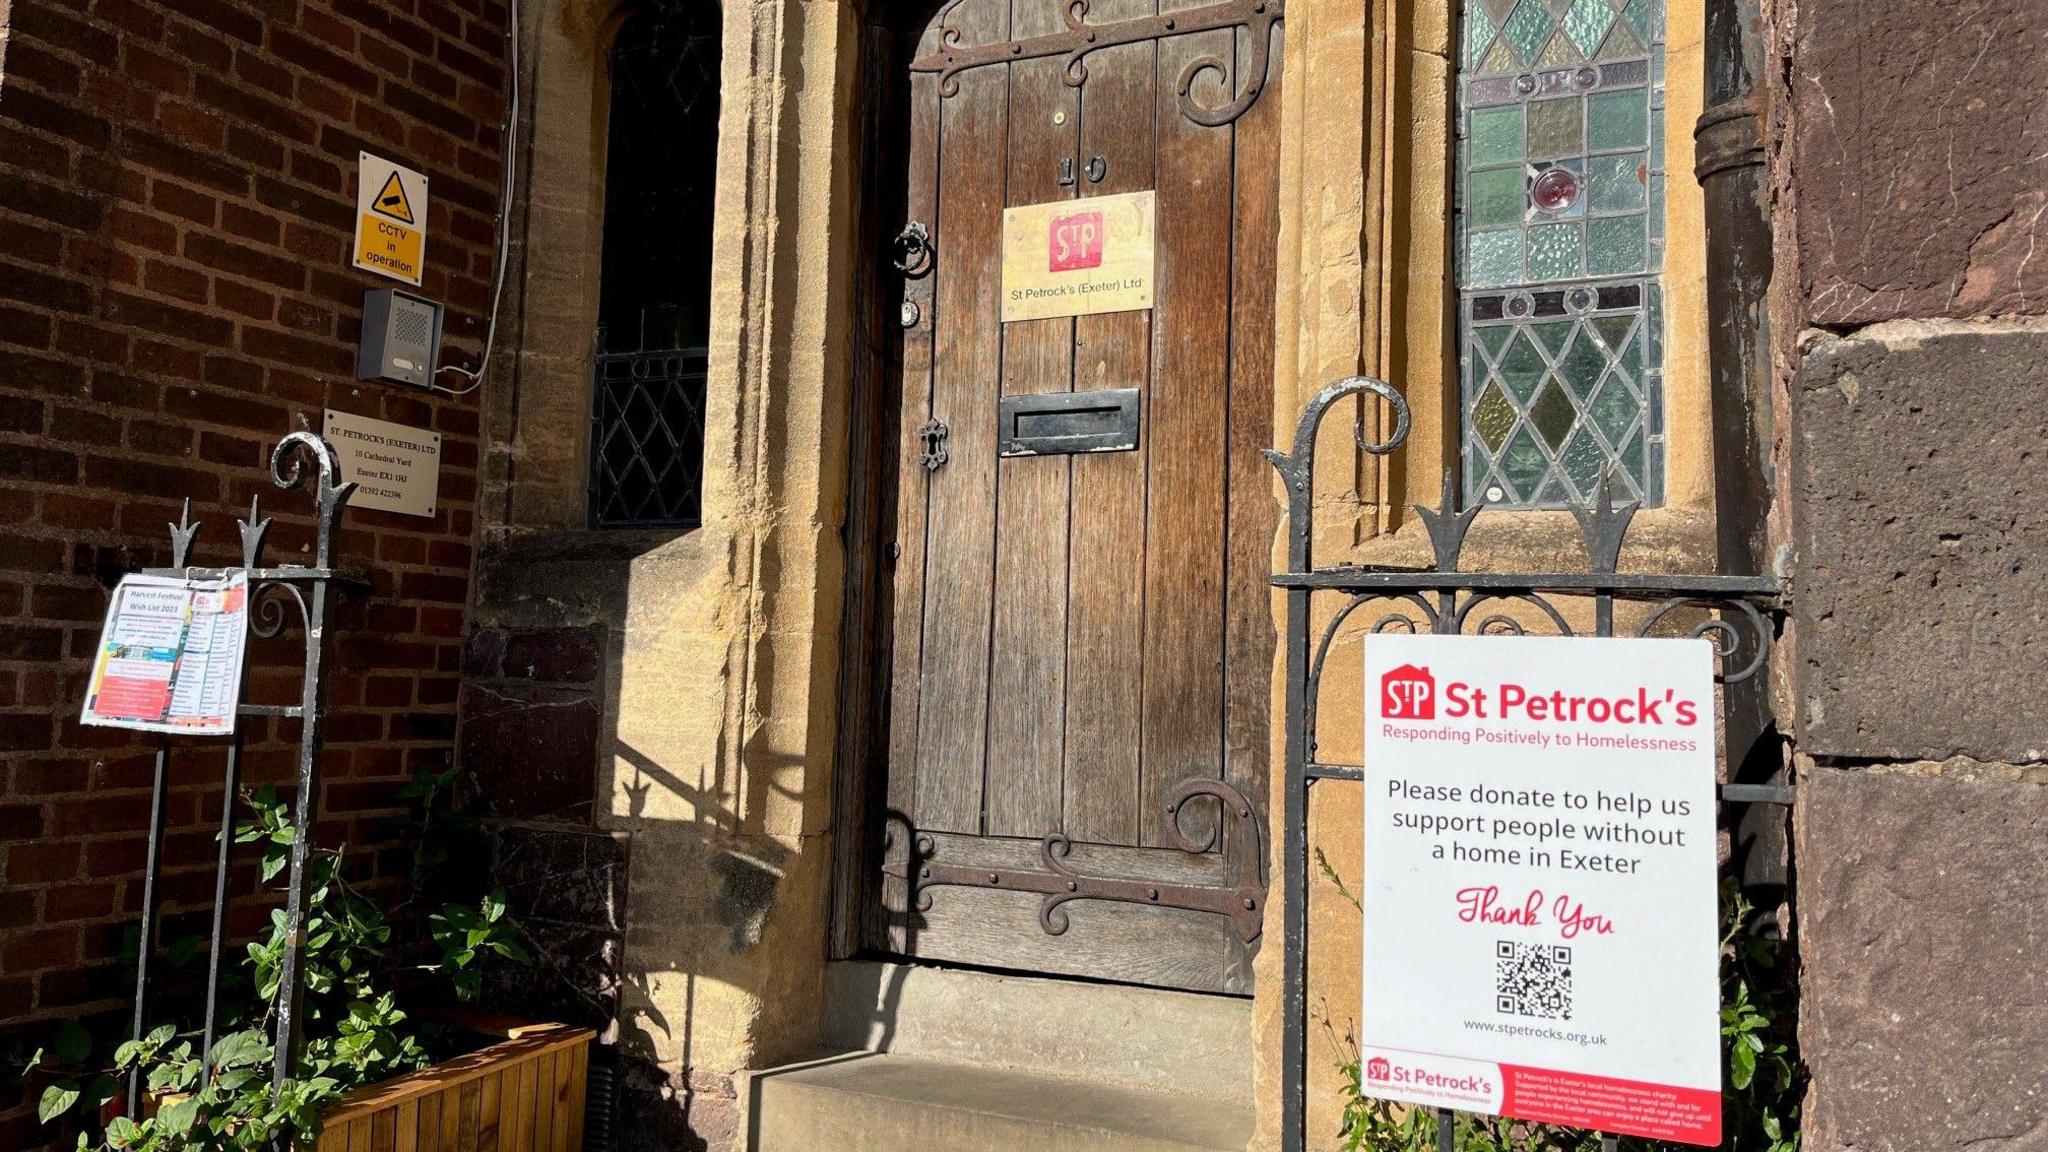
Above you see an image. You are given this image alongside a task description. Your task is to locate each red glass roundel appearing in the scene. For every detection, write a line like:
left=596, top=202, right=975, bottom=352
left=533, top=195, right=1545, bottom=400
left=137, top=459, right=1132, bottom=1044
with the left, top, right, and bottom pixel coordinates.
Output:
left=1531, top=167, right=1580, bottom=213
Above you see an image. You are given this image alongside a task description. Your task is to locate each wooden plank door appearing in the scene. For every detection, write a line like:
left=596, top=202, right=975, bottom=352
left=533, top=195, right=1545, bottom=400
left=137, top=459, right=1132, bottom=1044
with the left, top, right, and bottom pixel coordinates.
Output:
left=870, top=0, right=1283, bottom=995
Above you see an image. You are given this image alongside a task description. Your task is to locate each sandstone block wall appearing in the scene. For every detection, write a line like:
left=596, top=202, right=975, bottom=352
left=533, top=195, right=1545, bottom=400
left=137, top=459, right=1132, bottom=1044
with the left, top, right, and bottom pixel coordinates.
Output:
left=1781, top=3, right=2048, bottom=1148
left=0, top=1, right=506, bottom=1145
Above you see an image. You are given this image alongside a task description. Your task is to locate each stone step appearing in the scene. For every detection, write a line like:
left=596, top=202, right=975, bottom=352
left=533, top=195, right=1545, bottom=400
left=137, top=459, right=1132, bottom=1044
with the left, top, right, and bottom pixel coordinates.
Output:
left=744, top=1052, right=1254, bottom=1152
left=818, top=960, right=1253, bottom=1098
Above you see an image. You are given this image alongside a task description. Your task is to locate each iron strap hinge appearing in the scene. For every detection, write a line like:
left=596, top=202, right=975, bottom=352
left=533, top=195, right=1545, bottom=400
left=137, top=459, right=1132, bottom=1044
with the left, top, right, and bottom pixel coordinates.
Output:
left=882, top=779, right=1266, bottom=943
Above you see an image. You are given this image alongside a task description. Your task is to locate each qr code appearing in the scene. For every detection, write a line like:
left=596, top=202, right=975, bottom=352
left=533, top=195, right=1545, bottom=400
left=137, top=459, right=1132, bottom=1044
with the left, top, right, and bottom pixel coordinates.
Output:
left=1495, top=940, right=1573, bottom=1020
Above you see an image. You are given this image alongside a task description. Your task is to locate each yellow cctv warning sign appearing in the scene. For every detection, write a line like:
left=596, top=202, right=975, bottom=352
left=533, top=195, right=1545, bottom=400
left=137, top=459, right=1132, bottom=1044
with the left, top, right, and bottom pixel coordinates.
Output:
left=354, top=152, right=428, bottom=286
left=371, top=170, right=415, bottom=225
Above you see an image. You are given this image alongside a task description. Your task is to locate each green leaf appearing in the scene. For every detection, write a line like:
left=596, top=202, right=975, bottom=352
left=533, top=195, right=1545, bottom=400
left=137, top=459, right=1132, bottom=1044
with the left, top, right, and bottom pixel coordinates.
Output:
left=1731, top=1040, right=1757, bottom=1089
left=51, top=1020, right=91, bottom=1065
left=105, top=1115, right=140, bottom=1148
left=159, top=1094, right=201, bottom=1135
left=38, top=1079, right=81, bottom=1123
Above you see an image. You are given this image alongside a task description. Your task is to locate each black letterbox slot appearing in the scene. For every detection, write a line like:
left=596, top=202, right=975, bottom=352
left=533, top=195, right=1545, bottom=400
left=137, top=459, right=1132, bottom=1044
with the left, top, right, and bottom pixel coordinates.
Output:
left=997, top=387, right=1141, bottom=457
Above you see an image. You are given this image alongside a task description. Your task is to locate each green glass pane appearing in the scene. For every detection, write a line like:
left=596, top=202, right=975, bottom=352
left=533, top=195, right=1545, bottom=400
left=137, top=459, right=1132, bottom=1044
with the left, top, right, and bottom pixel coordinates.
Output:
left=1527, top=222, right=1581, bottom=280
left=1528, top=99, right=1582, bottom=159
left=1473, top=380, right=1518, bottom=450
left=1596, top=20, right=1645, bottom=61
left=1560, top=427, right=1607, bottom=497
left=1532, top=320, right=1574, bottom=359
left=1477, top=324, right=1516, bottom=361
left=1483, top=0, right=1520, bottom=25
left=1501, top=0, right=1554, bottom=65
left=1535, top=475, right=1570, bottom=504
left=1559, top=327, right=1608, bottom=397
left=1563, top=0, right=1613, bottom=56
left=1592, top=314, right=1634, bottom=354
left=1468, top=230, right=1524, bottom=288
left=1530, top=377, right=1578, bottom=449
left=1618, top=425, right=1646, bottom=491
left=1615, top=329, right=1642, bottom=378
left=1500, top=424, right=1550, bottom=501
left=1589, top=379, right=1639, bottom=445
left=1470, top=105, right=1525, bottom=168
left=1466, top=2, right=1499, bottom=68
left=1536, top=31, right=1581, bottom=69
left=1469, top=167, right=1526, bottom=228
left=1497, top=329, right=1549, bottom=400
left=1586, top=215, right=1646, bottom=274
left=1481, top=37, right=1520, bottom=75
left=1587, top=153, right=1646, bottom=212
left=1624, top=0, right=1651, bottom=37
left=1647, top=285, right=1665, bottom=364
left=1587, top=89, right=1648, bottom=151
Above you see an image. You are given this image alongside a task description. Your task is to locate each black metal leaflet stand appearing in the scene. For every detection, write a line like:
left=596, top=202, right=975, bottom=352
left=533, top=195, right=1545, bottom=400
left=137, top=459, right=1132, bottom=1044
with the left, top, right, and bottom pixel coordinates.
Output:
left=123, top=432, right=361, bottom=1119
left=1265, top=379, right=1789, bottom=1152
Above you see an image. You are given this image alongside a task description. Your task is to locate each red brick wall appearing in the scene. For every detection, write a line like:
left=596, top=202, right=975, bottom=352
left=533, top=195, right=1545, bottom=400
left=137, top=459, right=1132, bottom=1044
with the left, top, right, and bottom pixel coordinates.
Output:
left=0, top=0, right=506, bottom=1143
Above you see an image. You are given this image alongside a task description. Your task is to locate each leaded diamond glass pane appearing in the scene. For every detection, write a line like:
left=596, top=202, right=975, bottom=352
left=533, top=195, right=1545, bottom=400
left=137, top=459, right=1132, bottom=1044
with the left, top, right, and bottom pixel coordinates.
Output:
left=1497, top=330, right=1549, bottom=401
left=1474, top=381, right=1518, bottom=450
left=1458, top=0, right=1666, bottom=508
left=1501, top=0, right=1555, bottom=66
left=1530, top=378, right=1578, bottom=449
left=1562, top=0, right=1613, bottom=56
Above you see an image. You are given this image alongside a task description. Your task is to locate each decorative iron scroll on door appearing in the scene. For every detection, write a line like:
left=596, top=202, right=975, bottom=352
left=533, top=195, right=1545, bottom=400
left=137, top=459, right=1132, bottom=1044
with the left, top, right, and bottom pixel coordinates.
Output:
left=910, top=0, right=1285, bottom=126
left=884, top=778, right=1267, bottom=943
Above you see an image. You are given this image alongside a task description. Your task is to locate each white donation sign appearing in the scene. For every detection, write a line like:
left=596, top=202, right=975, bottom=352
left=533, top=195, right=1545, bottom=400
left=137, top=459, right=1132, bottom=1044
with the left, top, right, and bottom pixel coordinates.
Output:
left=1360, top=634, right=1720, bottom=1146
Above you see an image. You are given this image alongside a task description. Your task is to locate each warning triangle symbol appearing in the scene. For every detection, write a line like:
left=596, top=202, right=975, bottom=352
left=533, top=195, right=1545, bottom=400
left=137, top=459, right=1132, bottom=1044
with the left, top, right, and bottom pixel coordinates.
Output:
left=371, top=171, right=415, bottom=225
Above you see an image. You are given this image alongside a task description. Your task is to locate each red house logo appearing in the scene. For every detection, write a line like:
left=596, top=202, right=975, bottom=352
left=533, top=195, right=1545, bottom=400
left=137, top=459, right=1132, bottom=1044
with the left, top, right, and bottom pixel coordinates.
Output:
left=1382, top=663, right=1436, bottom=720
left=1366, top=1056, right=1393, bottom=1082
left=1048, top=210, right=1105, bottom=271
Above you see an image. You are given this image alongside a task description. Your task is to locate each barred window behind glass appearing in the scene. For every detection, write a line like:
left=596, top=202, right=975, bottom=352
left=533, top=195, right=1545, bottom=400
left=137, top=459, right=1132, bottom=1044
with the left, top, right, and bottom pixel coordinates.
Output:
left=590, top=3, right=721, bottom=529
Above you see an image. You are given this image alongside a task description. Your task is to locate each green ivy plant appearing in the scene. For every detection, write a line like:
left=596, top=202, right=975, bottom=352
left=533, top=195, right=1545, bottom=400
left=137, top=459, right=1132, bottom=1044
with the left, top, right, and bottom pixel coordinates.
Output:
left=1317, top=850, right=1802, bottom=1152
left=12, top=776, right=527, bottom=1152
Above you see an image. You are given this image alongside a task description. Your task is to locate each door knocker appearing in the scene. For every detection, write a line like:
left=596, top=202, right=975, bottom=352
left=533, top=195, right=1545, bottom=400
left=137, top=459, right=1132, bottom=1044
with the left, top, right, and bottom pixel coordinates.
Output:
left=892, top=221, right=934, bottom=278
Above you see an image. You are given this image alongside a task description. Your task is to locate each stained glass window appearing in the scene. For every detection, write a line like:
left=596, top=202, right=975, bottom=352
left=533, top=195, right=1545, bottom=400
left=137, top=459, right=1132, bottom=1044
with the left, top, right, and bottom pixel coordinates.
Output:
left=1458, top=0, right=1666, bottom=508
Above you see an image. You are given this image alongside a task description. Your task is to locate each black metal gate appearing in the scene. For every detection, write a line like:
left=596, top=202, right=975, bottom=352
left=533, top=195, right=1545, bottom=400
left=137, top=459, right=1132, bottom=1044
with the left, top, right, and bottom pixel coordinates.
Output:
left=1267, top=378, right=1788, bottom=1152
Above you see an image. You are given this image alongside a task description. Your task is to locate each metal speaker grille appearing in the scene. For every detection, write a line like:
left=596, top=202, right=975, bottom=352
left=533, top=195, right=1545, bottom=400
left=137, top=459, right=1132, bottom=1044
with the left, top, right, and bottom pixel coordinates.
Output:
left=394, top=303, right=433, bottom=350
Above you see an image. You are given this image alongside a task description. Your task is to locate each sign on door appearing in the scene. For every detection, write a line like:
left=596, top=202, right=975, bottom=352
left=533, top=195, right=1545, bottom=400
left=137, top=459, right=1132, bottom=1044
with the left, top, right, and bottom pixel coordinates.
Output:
left=1359, top=634, right=1722, bottom=1146
left=1001, top=189, right=1155, bottom=322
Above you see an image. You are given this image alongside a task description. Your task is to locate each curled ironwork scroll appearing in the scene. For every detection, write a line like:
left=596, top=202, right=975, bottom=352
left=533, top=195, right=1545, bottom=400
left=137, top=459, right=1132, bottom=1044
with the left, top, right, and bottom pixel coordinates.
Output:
left=885, top=778, right=1266, bottom=943
left=910, top=0, right=1284, bottom=126
left=127, top=431, right=365, bottom=1122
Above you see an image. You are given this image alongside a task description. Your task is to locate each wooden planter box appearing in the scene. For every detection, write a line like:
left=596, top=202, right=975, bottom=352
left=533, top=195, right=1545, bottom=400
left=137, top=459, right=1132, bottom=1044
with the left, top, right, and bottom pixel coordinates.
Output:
left=311, top=1019, right=594, bottom=1152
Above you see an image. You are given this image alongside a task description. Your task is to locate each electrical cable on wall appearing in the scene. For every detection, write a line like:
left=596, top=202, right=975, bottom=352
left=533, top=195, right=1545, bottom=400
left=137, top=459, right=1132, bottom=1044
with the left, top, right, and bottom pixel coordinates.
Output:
left=432, top=0, right=522, bottom=396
